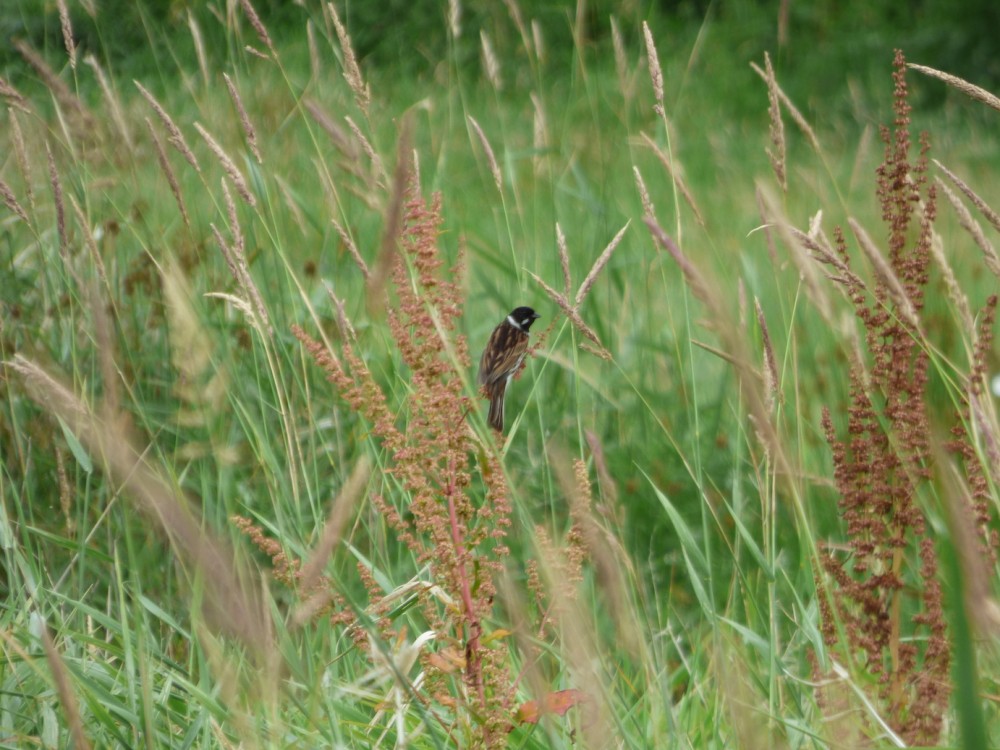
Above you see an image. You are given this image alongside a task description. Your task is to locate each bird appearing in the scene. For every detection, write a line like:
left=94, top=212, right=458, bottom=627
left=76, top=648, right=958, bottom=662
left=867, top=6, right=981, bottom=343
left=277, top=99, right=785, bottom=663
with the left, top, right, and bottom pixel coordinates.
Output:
left=477, top=306, right=540, bottom=433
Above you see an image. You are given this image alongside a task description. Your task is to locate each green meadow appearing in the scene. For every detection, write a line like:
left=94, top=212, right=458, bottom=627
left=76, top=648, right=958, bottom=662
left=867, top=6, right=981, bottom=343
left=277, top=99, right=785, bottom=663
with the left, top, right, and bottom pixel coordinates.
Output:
left=2, top=2, right=1000, bottom=747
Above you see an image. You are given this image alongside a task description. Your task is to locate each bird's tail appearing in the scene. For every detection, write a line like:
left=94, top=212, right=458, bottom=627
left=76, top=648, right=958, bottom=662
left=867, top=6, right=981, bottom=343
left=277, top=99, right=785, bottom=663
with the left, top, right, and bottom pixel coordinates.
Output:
left=487, top=384, right=506, bottom=433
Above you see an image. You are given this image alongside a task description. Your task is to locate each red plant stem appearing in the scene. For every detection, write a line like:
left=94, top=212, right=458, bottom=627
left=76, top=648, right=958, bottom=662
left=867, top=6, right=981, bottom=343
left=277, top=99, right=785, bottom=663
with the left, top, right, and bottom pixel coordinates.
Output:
left=445, top=458, right=486, bottom=710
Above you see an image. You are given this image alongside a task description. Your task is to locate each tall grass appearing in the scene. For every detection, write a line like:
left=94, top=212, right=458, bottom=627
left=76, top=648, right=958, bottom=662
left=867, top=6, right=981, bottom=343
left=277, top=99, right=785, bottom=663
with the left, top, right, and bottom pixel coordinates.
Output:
left=2, top=1, right=1000, bottom=747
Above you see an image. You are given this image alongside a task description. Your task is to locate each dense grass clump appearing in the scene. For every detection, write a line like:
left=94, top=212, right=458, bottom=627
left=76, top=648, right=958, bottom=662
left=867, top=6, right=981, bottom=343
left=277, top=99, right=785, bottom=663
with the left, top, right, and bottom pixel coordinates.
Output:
left=3, top=1, right=1000, bottom=748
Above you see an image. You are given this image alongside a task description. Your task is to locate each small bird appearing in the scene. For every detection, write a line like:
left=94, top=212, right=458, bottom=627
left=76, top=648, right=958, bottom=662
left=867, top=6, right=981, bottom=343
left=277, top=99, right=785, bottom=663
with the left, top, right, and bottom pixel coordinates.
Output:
left=478, top=306, right=540, bottom=433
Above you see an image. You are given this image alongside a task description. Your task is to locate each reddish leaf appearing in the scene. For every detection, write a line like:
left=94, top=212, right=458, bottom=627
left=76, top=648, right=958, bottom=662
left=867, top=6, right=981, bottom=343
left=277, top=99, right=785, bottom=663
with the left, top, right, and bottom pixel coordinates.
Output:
left=514, top=689, right=589, bottom=725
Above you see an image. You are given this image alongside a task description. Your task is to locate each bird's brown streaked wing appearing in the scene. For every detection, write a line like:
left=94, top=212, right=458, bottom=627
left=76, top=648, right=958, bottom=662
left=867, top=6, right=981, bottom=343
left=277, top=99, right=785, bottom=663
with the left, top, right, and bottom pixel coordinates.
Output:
left=479, top=329, right=529, bottom=386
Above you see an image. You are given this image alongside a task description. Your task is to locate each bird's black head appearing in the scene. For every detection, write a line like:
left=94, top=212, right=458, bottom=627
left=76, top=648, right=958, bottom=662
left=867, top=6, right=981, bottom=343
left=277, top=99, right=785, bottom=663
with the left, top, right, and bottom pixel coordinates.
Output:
left=508, top=306, right=540, bottom=332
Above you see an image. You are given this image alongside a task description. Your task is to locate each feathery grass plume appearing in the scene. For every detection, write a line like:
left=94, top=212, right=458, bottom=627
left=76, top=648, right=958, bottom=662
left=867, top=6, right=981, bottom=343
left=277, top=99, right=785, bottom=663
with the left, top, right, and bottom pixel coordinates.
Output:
left=299, top=454, right=371, bottom=590
left=754, top=298, right=780, bottom=411
left=531, top=19, right=545, bottom=65
left=642, top=21, right=664, bottom=118
left=345, top=115, right=389, bottom=189
left=448, top=0, right=461, bottom=37
left=750, top=60, right=822, bottom=153
left=45, top=142, right=68, bottom=259
left=38, top=619, right=91, bottom=750
left=145, top=118, right=191, bottom=228
left=211, top=179, right=271, bottom=335
left=294, top=181, right=516, bottom=746
left=55, top=447, right=74, bottom=534
left=84, top=55, right=133, bottom=153
left=367, top=120, right=412, bottom=315
left=530, top=92, right=548, bottom=176
left=925, top=222, right=974, bottom=337
left=502, top=0, right=532, bottom=62
left=223, top=73, right=262, bottom=164
left=633, top=165, right=656, bottom=222
left=556, top=223, right=571, bottom=299
left=56, top=0, right=76, bottom=69
left=575, top=221, right=629, bottom=307
left=527, top=223, right=628, bottom=361
left=68, top=195, right=109, bottom=290
left=480, top=30, right=502, bottom=90
left=14, top=39, right=95, bottom=134
left=467, top=115, right=502, bottom=193
left=936, top=176, right=1000, bottom=278
left=162, top=263, right=228, bottom=430
left=195, top=122, right=257, bottom=206
left=306, top=19, right=321, bottom=80
left=332, top=218, right=370, bottom=280
left=187, top=11, right=210, bottom=87
left=817, top=51, right=949, bottom=746
left=0, top=177, right=29, bottom=224
left=611, top=17, right=629, bottom=100
left=763, top=52, right=787, bottom=192
left=304, top=99, right=357, bottom=158
left=945, top=296, right=1000, bottom=563
left=641, top=131, right=706, bottom=226
left=554, top=451, right=642, bottom=656
left=908, top=62, right=1000, bottom=112
left=238, top=0, right=278, bottom=58
left=9, top=354, right=273, bottom=656
left=135, top=81, right=201, bottom=172
left=0, top=75, right=30, bottom=112
left=933, top=159, right=1000, bottom=234
left=327, top=3, right=370, bottom=116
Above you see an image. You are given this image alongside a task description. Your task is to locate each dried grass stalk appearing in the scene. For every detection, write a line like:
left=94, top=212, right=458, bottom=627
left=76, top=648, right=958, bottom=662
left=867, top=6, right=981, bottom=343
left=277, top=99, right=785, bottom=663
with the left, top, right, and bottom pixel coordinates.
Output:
left=448, top=0, right=461, bottom=37
left=0, top=75, right=30, bottom=112
left=15, top=39, right=94, bottom=131
left=46, top=142, right=68, bottom=258
left=145, top=118, right=191, bottom=227
left=195, top=122, right=257, bottom=207
left=56, top=0, right=76, bottom=68
left=69, top=194, right=109, bottom=289
left=39, top=621, right=91, bottom=750
left=299, top=455, right=371, bottom=590
left=10, top=355, right=272, bottom=655
left=531, top=92, right=547, bottom=176
left=9, top=110, right=33, bottom=209
left=763, top=52, right=787, bottom=192
left=750, top=61, right=821, bottom=153
left=755, top=297, right=781, bottom=411
left=223, top=73, right=262, bottom=164
left=468, top=115, right=502, bottom=194
left=332, top=218, right=370, bottom=280
left=84, top=55, right=133, bottom=152
left=633, top=165, right=655, bottom=221
left=238, top=0, right=278, bottom=58
left=304, top=99, right=356, bottom=158
left=935, top=176, right=1000, bottom=279
left=0, top=177, right=28, bottom=224
left=327, top=2, right=370, bottom=115
left=556, top=222, right=571, bottom=299
left=135, top=81, right=201, bottom=172
left=345, top=115, right=388, bottom=188
left=480, top=30, right=502, bottom=90
left=641, top=131, right=706, bottom=226
left=307, top=19, right=321, bottom=80
left=934, top=159, right=1000, bottom=234
left=576, top=222, right=630, bottom=307
left=188, top=11, right=210, bottom=87
left=642, top=21, right=664, bottom=117
left=908, top=63, right=1000, bottom=112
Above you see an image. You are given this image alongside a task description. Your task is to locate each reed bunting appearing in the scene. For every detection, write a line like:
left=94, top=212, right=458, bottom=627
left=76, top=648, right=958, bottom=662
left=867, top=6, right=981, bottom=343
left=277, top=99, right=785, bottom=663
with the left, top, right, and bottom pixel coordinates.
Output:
left=478, top=306, right=540, bottom=433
